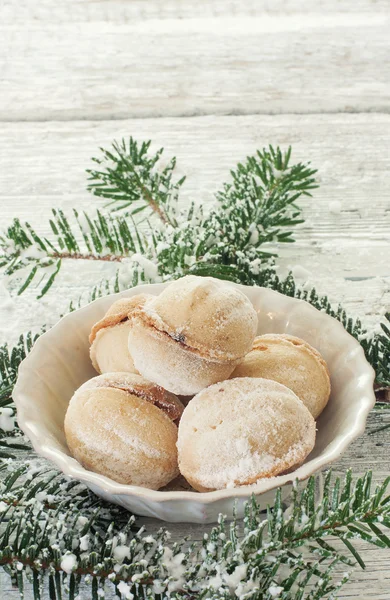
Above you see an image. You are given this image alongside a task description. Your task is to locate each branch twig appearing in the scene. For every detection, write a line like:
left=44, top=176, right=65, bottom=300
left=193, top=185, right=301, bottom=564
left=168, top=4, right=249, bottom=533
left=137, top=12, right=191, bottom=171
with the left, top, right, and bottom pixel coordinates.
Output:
left=51, top=252, right=124, bottom=263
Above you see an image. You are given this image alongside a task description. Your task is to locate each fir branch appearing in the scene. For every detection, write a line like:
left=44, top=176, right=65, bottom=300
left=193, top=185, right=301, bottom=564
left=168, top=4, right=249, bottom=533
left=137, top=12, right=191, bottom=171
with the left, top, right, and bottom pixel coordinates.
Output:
left=0, top=464, right=138, bottom=599
left=209, top=145, right=318, bottom=263
left=87, top=137, right=186, bottom=224
left=0, top=332, right=43, bottom=459
left=1, top=469, right=390, bottom=599
left=1, top=136, right=389, bottom=600
left=0, top=209, right=146, bottom=297
left=0, top=143, right=317, bottom=298
left=367, top=313, right=390, bottom=391
left=0, top=332, right=41, bottom=411
left=86, top=142, right=318, bottom=270
left=0, top=140, right=388, bottom=395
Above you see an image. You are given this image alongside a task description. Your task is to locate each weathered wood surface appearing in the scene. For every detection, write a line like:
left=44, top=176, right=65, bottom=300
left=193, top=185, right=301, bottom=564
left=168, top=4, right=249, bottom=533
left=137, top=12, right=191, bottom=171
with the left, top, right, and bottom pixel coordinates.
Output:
left=2, top=0, right=390, bottom=22
left=0, top=5, right=389, bottom=119
left=1, top=0, right=390, bottom=597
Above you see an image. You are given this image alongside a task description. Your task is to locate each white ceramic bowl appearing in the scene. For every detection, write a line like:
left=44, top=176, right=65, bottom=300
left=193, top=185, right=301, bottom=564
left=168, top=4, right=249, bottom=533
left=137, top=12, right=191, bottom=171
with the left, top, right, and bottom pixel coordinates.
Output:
left=13, top=282, right=376, bottom=523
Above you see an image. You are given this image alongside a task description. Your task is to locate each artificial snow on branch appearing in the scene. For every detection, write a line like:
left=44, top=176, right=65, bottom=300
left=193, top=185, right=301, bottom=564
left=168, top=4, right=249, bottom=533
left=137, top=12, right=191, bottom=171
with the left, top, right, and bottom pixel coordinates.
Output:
left=0, top=143, right=317, bottom=298
left=0, top=210, right=148, bottom=298
left=1, top=462, right=390, bottom=600
left=87, top=137, right=186, bottom=223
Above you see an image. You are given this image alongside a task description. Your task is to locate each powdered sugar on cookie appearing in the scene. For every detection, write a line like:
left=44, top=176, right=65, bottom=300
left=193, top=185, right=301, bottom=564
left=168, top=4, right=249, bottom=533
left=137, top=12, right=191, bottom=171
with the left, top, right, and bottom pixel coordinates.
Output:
left=177, top=378, right=316, bottom=491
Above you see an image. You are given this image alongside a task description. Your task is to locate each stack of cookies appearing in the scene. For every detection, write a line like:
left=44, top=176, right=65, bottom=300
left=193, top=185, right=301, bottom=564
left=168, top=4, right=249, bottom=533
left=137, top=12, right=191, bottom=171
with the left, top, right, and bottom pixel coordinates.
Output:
left=65, top=276, right=330, bottom=491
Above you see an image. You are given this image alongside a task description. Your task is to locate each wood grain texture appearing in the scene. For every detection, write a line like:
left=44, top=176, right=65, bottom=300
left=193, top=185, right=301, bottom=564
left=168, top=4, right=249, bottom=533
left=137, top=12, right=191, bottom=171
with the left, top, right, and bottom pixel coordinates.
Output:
left=1, top=0, right=390, bottom=597
left=1, top=0, right=390, bottom=23
left=0, top=9, right=389, bottom=119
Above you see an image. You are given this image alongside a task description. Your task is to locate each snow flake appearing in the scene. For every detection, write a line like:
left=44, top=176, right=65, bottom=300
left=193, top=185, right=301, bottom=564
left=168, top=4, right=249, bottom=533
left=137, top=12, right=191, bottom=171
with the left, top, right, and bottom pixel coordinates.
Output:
left=113, top=545, right=130, bottom=562
left=60, top=553, right=77, bottom=574
left=131, top=253, right=159, bottom=280
left=224, top=563, right=247, bottom=590
left=77, top=516, right=89, bottom=529
left=249, top=258, right=262, bottom=275
left=0, top=407, right=15, bottom=432
left=80, top=534, right=90, bottom=552
left=117, top=581, right=134, bottom=599
left=269, top=585, right=284, bottom=597
left=162, top=547, right=186, bottom=592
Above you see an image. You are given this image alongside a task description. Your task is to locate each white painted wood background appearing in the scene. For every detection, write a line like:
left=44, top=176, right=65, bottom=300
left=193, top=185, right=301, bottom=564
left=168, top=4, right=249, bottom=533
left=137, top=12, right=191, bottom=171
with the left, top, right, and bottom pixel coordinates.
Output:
left=0, top=1, right=389, bottom=598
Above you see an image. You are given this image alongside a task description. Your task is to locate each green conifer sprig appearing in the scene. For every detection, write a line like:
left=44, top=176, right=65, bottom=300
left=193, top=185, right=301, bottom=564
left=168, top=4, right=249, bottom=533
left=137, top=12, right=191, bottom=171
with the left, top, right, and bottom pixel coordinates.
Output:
left=369, top=314, right=390, bottom=388
left=0, top=333, right=41, bottom=458
left=0, top=209, right=148, bottom=297
left=211, top=146, right=317, bottom=257
left=87, top=137, right=186, bottom=223
left=0, top=142, right=317, bottom=298
left=0, top=139, right=388, bottom=386
left=0, top=333, right=41, bottom=405
left=1, top=467, right=390, bottom=599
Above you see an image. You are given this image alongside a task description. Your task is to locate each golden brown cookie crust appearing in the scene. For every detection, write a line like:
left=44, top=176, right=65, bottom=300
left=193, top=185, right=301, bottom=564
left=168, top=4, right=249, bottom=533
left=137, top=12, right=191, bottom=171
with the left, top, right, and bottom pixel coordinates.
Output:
left=89, top=294, right=151, bottom=344
left=233, top=334, right=331, bottom=419
left=128, top=315, right=237, bottom=395
left=79, top=372, right=184, bottom=423
left=65, top=373, right=182, bottom=489
left=253, top=334, right=330, bottom=376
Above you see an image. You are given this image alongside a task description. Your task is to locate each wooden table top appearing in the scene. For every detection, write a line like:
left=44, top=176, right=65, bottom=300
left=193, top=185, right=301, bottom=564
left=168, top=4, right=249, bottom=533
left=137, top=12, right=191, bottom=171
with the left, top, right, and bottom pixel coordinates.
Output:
left=0, top=2, right=389, bottom=598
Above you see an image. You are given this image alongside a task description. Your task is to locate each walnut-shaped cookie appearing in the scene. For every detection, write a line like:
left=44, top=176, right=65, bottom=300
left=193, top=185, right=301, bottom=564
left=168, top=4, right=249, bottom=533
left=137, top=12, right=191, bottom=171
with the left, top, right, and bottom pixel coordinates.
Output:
left=178, top=377, right=315, bottom=491
left=65, top=373, right=183, bottom=489
left=89, top=294, right=151, bottom=374
left=232, top=334, right=330, bottom=418
left=128, top=276, right=258, bottom=395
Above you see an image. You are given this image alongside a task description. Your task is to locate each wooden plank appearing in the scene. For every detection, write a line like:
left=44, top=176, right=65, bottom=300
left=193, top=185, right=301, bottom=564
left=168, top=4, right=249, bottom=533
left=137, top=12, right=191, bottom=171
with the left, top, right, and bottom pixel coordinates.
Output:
left=0, top=114, right=389, bottom=342
left=0, top=11, right=389, bottom=119
left=1, top=1, right=390, bottom=24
